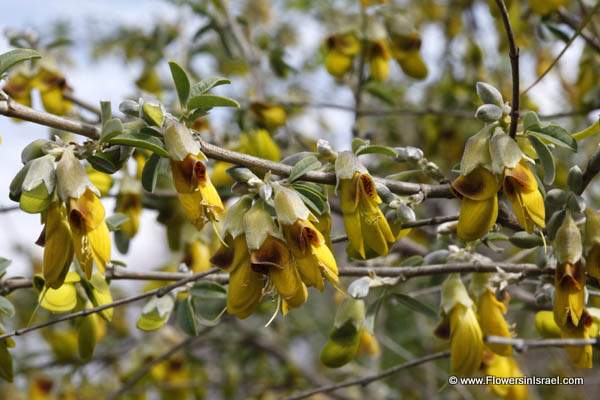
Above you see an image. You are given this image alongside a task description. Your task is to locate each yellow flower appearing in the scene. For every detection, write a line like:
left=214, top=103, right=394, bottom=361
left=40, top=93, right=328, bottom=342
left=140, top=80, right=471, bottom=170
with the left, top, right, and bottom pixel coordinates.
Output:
left=451, top=166, right=500, bottom=241
left=43, top=202, right=74, bottom=289
left=184, top=239, right=212, bottom=273
left=358, top=328, right=380, bottom=358
left=39, top=271, right=80, bottom=313
left=368, top=40, right=391, bottom=82
left=324, top=33, right=361, bottom=77
left=339, top=172, right=395, bottom=258
left=251, top=235, right=308, bottom=312
left=535, top=310, right=562, bottom=338
left=250, top=102, right=287, bottom=130
left=135, top=67, right=163, bottom=97
left=503, top=161, right=545, bottom=233
left=35, top=66, right=72, bottom=116
left=282, top=219, right=338, bottom=291
left=476, top=289, right=513, bottom=356
left=171, top=154, right=224, bottom=229
left=435, top=274, right=483, bottom=376
left=68, top=188, right=111, bottom=279
left=483, top=352, right=528, bottom=399
left=554, top=261, right=585, bottom=327
left=211, top=234, right=264, bottom=319
left=85, top=166, right=113, bottom=197
left=560, top=310, right=593, bottom=368
left=28, top=375, right=54, bottom=400
left=3, top=71, right=33, bottom=108
left=115, top=192, right=142, bottom=239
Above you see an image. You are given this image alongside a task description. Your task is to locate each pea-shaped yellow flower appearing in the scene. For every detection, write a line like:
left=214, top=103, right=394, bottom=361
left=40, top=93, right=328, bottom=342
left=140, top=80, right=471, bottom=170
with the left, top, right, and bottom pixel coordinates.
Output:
left=503, top=161, right=545, bottom=233
left=476, top=289, right=513, bottom=356
left=68, top=188, right=111, bottom=279
left=483, top=352, right=528, bottom=400
left=336, top=151, right=395, bottom=259
left=452, top=166, right=500, bottom=242
left=250, top=102, right=287, bottom=130
left=42, top=202, right=74, bottom=289
left=211, top=234, right=264, bottom=319
left=324, top=33, right=360, bottom=77
left=170, top=154, right=224, bottom=229
left=435, top=274, right=483, bottom=376
left=560, top=310, right=594, bottom=368
left=367, top=40, right=391, bottom=82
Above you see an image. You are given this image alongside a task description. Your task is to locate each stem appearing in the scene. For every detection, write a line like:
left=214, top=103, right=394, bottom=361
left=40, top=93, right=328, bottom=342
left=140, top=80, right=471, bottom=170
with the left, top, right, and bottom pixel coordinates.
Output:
left=494, top=0, right=520, bottom=138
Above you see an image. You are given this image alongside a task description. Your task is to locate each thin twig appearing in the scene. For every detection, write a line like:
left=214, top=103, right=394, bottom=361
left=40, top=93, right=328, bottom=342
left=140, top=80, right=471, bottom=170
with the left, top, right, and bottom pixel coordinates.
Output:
left=108, top=335, right=207, bottom=400
left=522, top=1, right=600, bottom=95
left=485, top=335, right=598, bottom=350
left=0, top=268, right=219, bottom=341
left=282, top=351, right=450, bottom=400
left=0, top=205, right=19, bottom=213
left=558, top=10, right=600, bottom=54
left=63, top=92, right=102, bottom=117
left=494, top=0, right=520, bottom=138
left=579, top=146, right=600, bottom=194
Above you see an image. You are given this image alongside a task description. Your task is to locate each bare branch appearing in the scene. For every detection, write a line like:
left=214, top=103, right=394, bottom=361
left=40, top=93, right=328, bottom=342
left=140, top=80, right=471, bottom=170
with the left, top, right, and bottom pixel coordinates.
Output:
left=494, top=0, right=520, bottom=138
left=485, top=335, right=598, bottom=350
left=558, top=10, right=600, bottom=54
left=63, top=92, right=102, bottom=117
left=282, top=351, right=450, bottom=400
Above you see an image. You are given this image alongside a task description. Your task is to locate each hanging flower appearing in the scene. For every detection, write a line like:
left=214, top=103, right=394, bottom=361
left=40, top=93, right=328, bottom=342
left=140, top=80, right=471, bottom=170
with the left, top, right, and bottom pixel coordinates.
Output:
left=57, top=148, right=111, bottom=279
left=42, top=202, right=74, bottom=289
left=503, top=161, right=545, bottom=233
left=560, top=309, right=594, bottom=368
left=35, top=66, right=72, bottom=116
left=435, top=273, right=483, bottom=376
left=476, top=288, right=513, bottom=357
left=336, top=152, right=395, bottom=259
left=273, top=184, right=338, bottom=291
left=324, top=32, right=360, bottom=77
left=250, top=102, right=287, bottom=130
left=165, top=122, right=224, bottom=230
left=483, top=352, right=528, bottom=400
left=553, top=214, right=584, bottom=328
left=451, top=166, right=500, bottom=241
left=367, top=39, right=391, bottom=82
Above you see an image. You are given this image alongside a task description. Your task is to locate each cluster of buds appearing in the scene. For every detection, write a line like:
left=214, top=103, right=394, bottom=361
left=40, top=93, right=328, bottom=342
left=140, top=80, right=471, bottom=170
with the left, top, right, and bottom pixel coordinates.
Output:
left=335, top=151, right=396, bottom=259
left=164, top=121, right=224, bottom=230
left=551, top=214, right=593, bottom=368
left=452, top=88, right=545, bottom=241
left=3, top=64, right=72, bottom=116
left=10, top=143, right=111, bottom=285
left=210, top=184, right=339, bottom=319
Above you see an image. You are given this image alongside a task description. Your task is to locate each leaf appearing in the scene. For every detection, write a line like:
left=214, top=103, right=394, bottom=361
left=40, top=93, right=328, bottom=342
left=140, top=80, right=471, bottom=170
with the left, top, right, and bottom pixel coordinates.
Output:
left=0, top=344, right=13, bottom=383
left=137, top=295, right=175, bottom=331
left=291, top=182, right=327, bottom=215
left=190, top=77, right=231, bottom=97
left=100, top=101, right=112, bottom=124
left=365, top=84, right=396, bottom=105
left=0, top=258, right=11, bottom=276
left=105, top=213, right=129, bottom=231
left=189, top=281, right=227, bottom=300
left=168, top=61, right=190, bottom=107
left=528, top=135, right=555, bottom=185
left=522, top=111, right=541, bottom=131
left=0, top=297, right=15, bottom=318
left=141, top=153, right=161, bottom=193
left=186, top=94, right=239, bottom=110
left=0, top=48, right=41, bottom=76
left=107, top=132, right=169, bottom=157
left=177, top=296, right=200, bottom=336
left=388, top=293, right=437, bottom=319
left=100, top=118, right=124, bottom=142
left=355, top=144, right=398, bottom=157
left=86, top=153, right=119, bottom=174
left=528, top=124, right=577, bottom=151
left=289, top=155, right=322, bottom=182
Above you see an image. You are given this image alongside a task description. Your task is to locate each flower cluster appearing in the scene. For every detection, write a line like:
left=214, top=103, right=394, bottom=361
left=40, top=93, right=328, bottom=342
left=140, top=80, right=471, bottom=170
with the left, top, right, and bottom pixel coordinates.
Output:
left=11, top=146, right=111, bottom=286
left=452, top=126, right=545, bottom=241
left=211, top=185, right=339, bottom=318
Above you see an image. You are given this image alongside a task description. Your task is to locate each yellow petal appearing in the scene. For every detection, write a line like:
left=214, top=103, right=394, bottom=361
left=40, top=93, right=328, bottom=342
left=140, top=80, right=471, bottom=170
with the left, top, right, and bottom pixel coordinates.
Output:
left=457, top=196, right=498, bottom=242
left=338, top=175, right=360, bottom=214
left=325, top=51, right=352, bottom=77
left=477, top=290, right=512, bottom=356
left=554, top=262, right=585, bottom=327
left=43, top=203, right=74, bottom=289
left=343, top=211, right=365, bottom=258
left=89, top=222, right=111, bottom=276
left=521, top=189, right=545, bottom=229
left=452, top=167, right=499, bottom=201
left=449, top=305, right=484, bottom=376
left=40, top=283, right=78, bottom=313
left=227, top=261, right=264, bottom=319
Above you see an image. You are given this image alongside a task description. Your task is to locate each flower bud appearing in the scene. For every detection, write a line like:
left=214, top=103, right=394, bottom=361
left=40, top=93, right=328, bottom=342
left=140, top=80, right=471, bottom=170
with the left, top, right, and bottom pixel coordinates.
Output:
left=164, top=121, right=201, bottom=161
left=476, top=82, right=504, bottom=107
